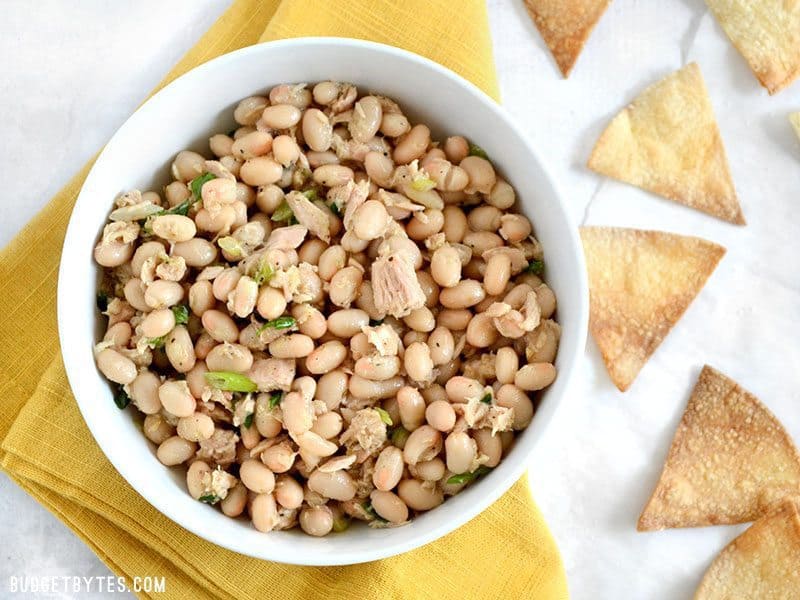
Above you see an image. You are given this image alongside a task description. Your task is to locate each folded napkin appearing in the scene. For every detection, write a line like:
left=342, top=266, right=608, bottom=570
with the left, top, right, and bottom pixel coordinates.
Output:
left=0, top=1, right=566, bottom=598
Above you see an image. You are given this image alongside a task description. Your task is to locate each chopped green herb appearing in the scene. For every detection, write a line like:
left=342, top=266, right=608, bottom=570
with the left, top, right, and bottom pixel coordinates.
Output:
left=113, top=385, right=130, bottom=410
left=328, top=202, right=341, bottom=217
left=204, top=371, right=258, bottom=393
left=446, top=466, right=492, bottom=485
left=375, top=407, right=393, bottom=426
left=410, top=176, right=436, bottom=192
left=258, top=315, right=296, bottom=333
left=271, top=201, right=294, bottom=222
left=159, top=173, right=216, bottom=217
left=172, top=304, right=190, bottom=325
left=362, top=501, right=387, bottom=523
left=480, top=392, right=493, bottom=404
left=268, top=391, right=283, bottom=409
left=243, top=413, right=254, bottom=429
left=526, top=259, right=544, bottom=275
left=218, top=236, right=244, bottom=259
left=147, top=335, right=166, bottom=348
left=368, top=318, right=384, bottom=327
left=189, top=172, right=217, bottom=200
left=302, top=188, right=320, bottom=203
left=468, top=143, right=489, bottom=160
left=390, top=426, right=409, bottom=448
left=252, top=259, right=274, bottom=285
left=96, top=291, right=109, bottom=312
left=198, top=494, right=220, bottom=505
left=332, top=515, right=351, bottom=533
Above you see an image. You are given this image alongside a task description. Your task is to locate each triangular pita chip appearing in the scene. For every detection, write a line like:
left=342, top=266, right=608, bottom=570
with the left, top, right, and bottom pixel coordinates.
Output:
left=791, top=112, right=800, bottom=142
left=523, top=0, right=611, bottom=77
left=580, top=228, right=725, bottom=391
left=706, top=0, right=800, bottom=95
left=694, top=502, right=800, bottom=599
left=588, top=63, right=745, bottom=225
left=639, top=366, right=800, bottom=531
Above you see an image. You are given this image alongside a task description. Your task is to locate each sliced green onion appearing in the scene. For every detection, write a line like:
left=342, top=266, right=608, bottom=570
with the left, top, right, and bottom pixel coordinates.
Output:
left=271, top=201, right=294, bottom=222
left=302, top=188, right=320, bottom=202
left=172, top=304, right=190, bottom=325
left=375, top=407, right=393, bottom=426
left=390, top=426, right=409, bottom=448
left=268, top=391, right=283, bottom=409
left=218, top=236, right=244, bottom=259
left=198, top=494, right=220, bottom=505
left=113, top=385, right=130, bottom=410
left=332, top=515, right=351, bottom=533
left=147, top=335, right=166, bottom=349
left=480, top=392, right=493, bottom=404
left=368, top=318, right=384, bottom=327
left=526, top=259, right=544, bottom=275
left=328, top=202, right=341, bottom=217
left=243, top=413, right=254, bottom=429
left=189, top=172, right=217, bottom=200
left=258, top=316, right=296, bottom=333
left=252, top=259, right=274, bottom=285
left=446, top=466, right=492, bottom=485
left=468, top=143, right=489, bottom=160
left=362, top=501, right=387, bottom=523
left=204, top=371, right=258, bottom=393
left=411, top=176, right=436, bottom=192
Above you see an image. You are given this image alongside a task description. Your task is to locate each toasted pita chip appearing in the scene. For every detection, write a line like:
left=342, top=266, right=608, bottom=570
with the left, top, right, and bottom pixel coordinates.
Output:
left=791, top=112, right=800, bottom=142
left=639, top=366, right=800, bottom=531
left=588, top=63, right=744, bottom=225
left=580, top=228, right=724, bottom=391
left=523, top=0, right=611, bottom=77
left=694, top=502, right=800, bottom=599
left=706, top=0, right=800, bottom=95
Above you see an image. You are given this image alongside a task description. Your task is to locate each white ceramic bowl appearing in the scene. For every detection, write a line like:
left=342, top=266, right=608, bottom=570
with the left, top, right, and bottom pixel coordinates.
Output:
left=58, top=37, right=588, bottom=565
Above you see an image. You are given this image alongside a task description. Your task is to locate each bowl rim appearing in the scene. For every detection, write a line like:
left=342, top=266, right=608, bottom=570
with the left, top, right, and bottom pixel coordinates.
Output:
left=58, top=36, right=588, bottom=565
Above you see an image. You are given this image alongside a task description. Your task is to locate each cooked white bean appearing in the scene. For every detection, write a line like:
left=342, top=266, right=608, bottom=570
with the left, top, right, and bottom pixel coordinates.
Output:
left=240, top=459, right=276, bottom=494
left=431, top=245, right=462, bottom=288
left=310, top=411, right=343, bottom=439
left=327, top=308, right=369, bottom=337
left=129, top=370, right=161, bottom=414
left=143, top=414, right=174, bottom=445
left=353, top=200, right=389, bottom=241
left=439, top=279, right=485, bottom=309
left=177, top=412, right=214, bottom=442
left=156, top=436, right=196, bottom=466
left=474, top=428, right=503, bottom=467
left=397, top=386, right=426, bottom=431
left=165, top=325, right=196, bottom=373
left=313, top=164, right=354, bottom=187
left=373, top=446, right=404, bottom=491
left=206, top=343, right=253, bottom=373
left=300, top=505, right=334, bottom=537
left=201, top=309, right=239, bottom=343
left=496, top=384, right=535, bottom=429
left=308, top=469, right=356, bottom=501
left=158, top=380, right=196, bottom=417
left=189, top=280, right=215, bottom=316
left=221, top=482, right=248, bottom=517
left=428, top=326, right=454, bottom=366
left=403, top=425, right=442, bottom=465
left=404, top=342, right=434, bottom=383
left=104, top=321, right=132, bottom=347
left=251, top=493, right=279, bottom=532
left=397, top=479, right=443, bottom=511
left=328, top=266, right=362, bottom=308
left=348, top=375, right=404, bottom=400
left=96, top=348, right=137, bottom=384
left=353, top=354, right=401, bottom=381
left=484, top=252, right=511, bottom=296
left=275, top=475, right=304, bottom=509
left=425, top=400, right=456, bottom=433
left=445, top=376, right=483, bottom=403
left=261, top=104, right=302, bottom=129
left=306, top=341, right=347, bottom=374
left=394, top=124, right=430, bottom=164
left=268, top=334, right=314, bottom=359
left=141, top=308, right=175, bottom=338
left=465, top=313, right=498, bottom=348
left=514, top=362, right=556, bottom=391
left=144, top=280, right=184, bottom=309
left=411, top=458, right=445, bottom=482
left=495, top=346, right=519, bottom=385
left=445, top=431, right=477, bottom=474
left=315, top=370, right=348, bottom=410
left=370, top=490, right=408, bottom=523
left=151, top=214, right=196, bottom=242
left=171, top=238, right=217, bottom=267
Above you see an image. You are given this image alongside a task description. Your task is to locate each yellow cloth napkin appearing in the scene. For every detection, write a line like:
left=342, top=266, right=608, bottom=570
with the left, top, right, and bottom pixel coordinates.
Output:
left=0, top=1, right=567, bottom=598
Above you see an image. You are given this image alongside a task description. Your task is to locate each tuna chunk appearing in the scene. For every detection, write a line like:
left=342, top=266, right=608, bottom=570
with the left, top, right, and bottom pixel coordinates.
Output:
left=248, top=358, right=296, bottom=391
left=196, top=429, right=239, bottom=468
left=371, top=252, right=426, bottom=318
left=264, top=224, right=308, bottom=250
left=361, top=323, right=402, bottom=356
left=329, top=180, right=369, bottom=231
left=340, top=409, right=387, bottom=457
left=285, top=191, right=331, bottom=243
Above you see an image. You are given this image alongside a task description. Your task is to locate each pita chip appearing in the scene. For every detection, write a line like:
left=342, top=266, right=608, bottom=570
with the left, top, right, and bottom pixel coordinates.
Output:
left=791, top=112, right=800, bottom=142
left=580, top=228, right=724, bottom=392
left=694, top=502, right=800, bottom=599
left=706, top=0, right=800, bottom=95
left=588, top=63, right=744, bottom=225
left=639, top=366, right=800, bottom=531
left=523, top=0, right=611, bottom=77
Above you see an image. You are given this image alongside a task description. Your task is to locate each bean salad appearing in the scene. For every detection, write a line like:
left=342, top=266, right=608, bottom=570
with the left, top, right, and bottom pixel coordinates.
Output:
left=93, top=81, right=560, bottom=536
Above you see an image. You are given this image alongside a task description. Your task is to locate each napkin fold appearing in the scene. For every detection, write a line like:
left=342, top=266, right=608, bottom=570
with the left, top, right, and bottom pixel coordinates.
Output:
left=0, top=1, right=566, bottom=598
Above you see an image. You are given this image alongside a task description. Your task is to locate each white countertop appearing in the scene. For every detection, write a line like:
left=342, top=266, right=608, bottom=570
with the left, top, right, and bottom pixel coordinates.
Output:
left=2, top=1, right=799, bottom=598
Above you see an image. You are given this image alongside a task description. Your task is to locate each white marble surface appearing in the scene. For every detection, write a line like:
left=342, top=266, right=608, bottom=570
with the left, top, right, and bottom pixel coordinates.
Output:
left=2, top=1, right=799, bottom=598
